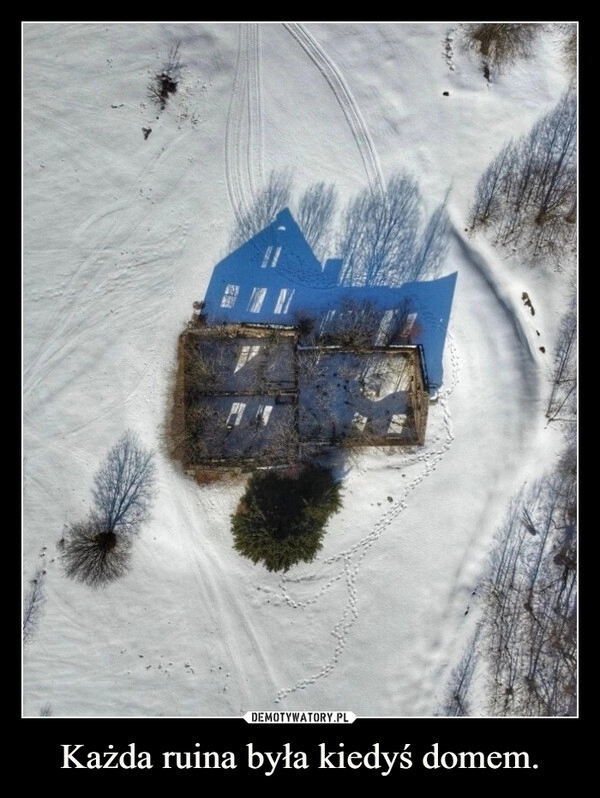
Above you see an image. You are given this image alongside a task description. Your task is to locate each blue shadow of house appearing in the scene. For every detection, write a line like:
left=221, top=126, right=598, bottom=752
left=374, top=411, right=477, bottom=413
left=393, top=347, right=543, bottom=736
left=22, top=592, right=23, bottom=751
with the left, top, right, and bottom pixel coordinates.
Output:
left=203, top=208, right=457, bottom=389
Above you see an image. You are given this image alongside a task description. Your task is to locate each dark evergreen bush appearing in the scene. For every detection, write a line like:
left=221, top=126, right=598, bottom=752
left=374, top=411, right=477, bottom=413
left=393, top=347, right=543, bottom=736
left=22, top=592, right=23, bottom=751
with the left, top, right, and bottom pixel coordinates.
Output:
left=232, top=463, right=342, bottom=572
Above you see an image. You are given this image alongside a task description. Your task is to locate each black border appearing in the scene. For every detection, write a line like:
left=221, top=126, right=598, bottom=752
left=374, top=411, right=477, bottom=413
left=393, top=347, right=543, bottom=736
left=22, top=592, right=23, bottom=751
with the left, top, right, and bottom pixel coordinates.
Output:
left=21, top=17, right=581, bottom=785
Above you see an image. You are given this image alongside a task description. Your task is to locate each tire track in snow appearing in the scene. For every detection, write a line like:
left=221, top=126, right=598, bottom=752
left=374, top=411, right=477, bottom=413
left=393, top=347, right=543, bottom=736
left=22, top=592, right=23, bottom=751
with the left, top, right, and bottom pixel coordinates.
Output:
left=273, top=326, right=459, bottom=703
left=224, top=23, right=263, bottom=225
left=246, top=24, right=264, bottom=197
left=283, top=23, right=385, bottom=195
left=224, top=25, right=249, bottom=223
left=166, top=485, right=255, bottom=709
left=191, top=485, right=282, bottom=706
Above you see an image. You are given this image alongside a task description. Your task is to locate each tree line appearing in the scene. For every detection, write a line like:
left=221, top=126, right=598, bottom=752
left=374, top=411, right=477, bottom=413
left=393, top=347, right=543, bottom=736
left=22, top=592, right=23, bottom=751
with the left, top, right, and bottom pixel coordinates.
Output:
left=469, top=90, right=576, bottom=263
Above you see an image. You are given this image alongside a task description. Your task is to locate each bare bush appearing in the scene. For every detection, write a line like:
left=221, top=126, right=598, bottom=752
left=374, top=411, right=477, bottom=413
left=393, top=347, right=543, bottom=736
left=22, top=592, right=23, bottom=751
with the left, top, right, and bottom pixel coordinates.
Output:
left=376, top=297, right=421, bottom=346
left=61, top=518, right=133, bottom=588
left=148, top=44, right=181, bottom=110
left=462, top=23, right=541, bottom=77
left=313, top=297, right=417, bottom=349
left=185, top=405, right=231, bottom=463
left=184, top=337, right=229, bottom=400
left=23, top=567, right=46, bottom=643
left=318, top=298, right=383, bottom=348
left=297, top=348, right=325, bottom=382
left=294, top=310, right=317, bottom=344
left=230, top=170, right=294, bottom=249
left=262, top=414, right=300, bottom=465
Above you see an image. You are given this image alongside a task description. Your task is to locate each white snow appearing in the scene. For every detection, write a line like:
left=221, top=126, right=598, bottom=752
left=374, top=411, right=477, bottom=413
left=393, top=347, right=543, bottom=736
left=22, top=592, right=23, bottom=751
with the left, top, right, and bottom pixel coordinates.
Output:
left=23, top=21, right=575, bottom=719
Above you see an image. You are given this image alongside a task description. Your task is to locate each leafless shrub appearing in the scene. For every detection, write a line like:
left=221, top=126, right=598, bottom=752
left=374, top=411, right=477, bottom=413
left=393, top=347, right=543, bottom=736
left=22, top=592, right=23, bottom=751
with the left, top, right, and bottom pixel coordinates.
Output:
left=184, top=338, right=224, bottom=400
left=184, top=405, right=230, bottom=464
left=262, top=414, right=300, bottom=465
left=148, top=44, right=181, bottom=110
left=193, top=469, right=230, bottom=486
left=318, top=298, right=383, bottom=348
left=462, top=23, right=541, bottom=77
left=293, top=311, right=321, bottom=346
left=39, top=703, right=53, bottom=717
left=297, top=348, right=325, bottom=382
left=61, top=518, right=133, bottom=588
left=312, top=297, right=417, bottom=350
left=377, top=297, right=421, bottom=346
left=23, top=567, right=46, bottom=643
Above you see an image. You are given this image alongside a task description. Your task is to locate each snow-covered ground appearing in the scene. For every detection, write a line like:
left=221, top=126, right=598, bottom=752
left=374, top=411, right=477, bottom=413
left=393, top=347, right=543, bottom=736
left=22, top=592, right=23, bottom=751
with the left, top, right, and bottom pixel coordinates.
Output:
left=23, top=22, right=575, bottom=720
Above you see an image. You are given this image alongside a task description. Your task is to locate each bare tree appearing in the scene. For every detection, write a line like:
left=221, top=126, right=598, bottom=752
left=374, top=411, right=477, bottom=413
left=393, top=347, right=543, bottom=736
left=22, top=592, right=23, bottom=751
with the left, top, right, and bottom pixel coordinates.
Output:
left=470, top=90, right=576, bottom=262
left=297, top=182, right=338, bottom=260
left=547, top=298, right=577, bottom=425
left=92, top=431, right=156, bottom=537
left=23, top=567, right=46, bottom=644
left=440, top=627, right=481, bottom=716
left=561, top=25, right=577, bottom=81
left=61, top=432, right=156, bottom=587
left=468, top=143, right=517, bottom=230
left=480, top=462, right=577, bottom=716
left=230, top=170, right=294, bottom=249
